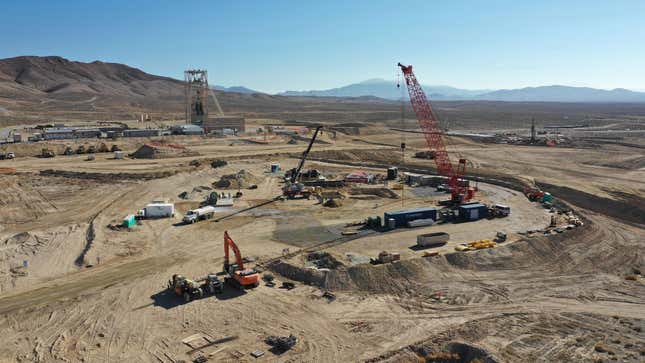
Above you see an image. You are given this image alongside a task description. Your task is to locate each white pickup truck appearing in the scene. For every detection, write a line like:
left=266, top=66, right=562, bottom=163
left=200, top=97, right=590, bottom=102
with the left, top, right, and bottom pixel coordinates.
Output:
left=182, top=206, right=216, bottom=224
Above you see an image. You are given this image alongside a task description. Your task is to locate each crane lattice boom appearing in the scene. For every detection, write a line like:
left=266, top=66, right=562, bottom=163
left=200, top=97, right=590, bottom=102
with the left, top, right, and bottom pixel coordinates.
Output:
left=398, top=63, right=471, bottom=202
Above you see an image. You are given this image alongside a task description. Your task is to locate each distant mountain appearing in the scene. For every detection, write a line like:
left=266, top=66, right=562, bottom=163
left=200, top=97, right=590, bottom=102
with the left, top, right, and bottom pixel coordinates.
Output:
left=477, top=85, right=645, bottom=103
left=0, top=55, right=184, bottom=101
left=212, top=85, right=261, bottom=94
left=279, top=78, right=490, bottom=100
left=279, top=79, right=645, bottom=103
left=0, top=56, right=397, bottom=124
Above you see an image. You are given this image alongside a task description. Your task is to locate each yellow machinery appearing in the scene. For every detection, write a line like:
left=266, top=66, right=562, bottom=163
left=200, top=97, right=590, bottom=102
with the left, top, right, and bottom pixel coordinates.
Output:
left=455, top=239, right=497, bottom=252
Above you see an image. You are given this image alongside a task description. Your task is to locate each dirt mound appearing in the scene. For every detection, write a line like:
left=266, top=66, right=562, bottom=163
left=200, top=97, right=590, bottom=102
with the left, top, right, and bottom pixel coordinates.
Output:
left=350, top=187, right=398, bottom=199
left=308, top=148, right=401, bottom=165
left=210, top=159, right=228, bottom=168
left=306, top=252, right=344, bottom=269
left=323, top=198, right=343, bottom=208
left=537, top=182, right=645, bottom=226
left=598, top=156, right=645, bottom=170
left=40, top=169, right=176, bottom=181
left=214, top=169, right=260, bottom=189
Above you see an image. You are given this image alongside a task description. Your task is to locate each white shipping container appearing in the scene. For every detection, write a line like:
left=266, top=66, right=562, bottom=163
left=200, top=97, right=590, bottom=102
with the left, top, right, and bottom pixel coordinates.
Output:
left=144, top=203, right=175, bottom=218
left=417, top=232, right=450, bottom=247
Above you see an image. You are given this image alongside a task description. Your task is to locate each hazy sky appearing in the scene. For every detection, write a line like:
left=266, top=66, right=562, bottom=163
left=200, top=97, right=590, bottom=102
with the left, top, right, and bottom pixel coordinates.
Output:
left=1, top=0, right=644, bottom=93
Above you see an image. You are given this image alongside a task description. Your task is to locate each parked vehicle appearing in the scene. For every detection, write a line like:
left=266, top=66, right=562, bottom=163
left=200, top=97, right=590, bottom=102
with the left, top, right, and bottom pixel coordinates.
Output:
left=183, top=206, right=216, bottom=224
left=168, top=274, right=203, bottom=302
left=0, top=152, right=15, bottom=160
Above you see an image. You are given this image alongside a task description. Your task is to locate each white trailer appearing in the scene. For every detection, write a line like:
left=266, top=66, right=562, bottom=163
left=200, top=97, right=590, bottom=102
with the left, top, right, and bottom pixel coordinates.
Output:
left=183, top=206, right=216, bottom=224
left=138, top=202, right=175, bottom=219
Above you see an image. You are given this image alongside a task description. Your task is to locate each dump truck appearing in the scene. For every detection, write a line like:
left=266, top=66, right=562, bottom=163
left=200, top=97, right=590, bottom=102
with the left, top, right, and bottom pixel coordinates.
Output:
left=183, top=205, right=216, bottom=224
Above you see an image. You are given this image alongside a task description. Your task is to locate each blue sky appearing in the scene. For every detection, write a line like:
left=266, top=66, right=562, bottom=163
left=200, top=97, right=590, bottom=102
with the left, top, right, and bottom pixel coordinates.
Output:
left=1, top=0, right=644, bottom=93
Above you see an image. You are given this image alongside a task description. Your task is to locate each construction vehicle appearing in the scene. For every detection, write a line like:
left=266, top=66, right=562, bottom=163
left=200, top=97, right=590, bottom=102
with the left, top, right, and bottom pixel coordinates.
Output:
left=41, top=148, right=55, bottom=158
left=398, top=63, right=475, bottom=204
left=265, top=335, right=297, bottom=353
left=87, top=145, right=97, bottom=154
left=97, top=143, right=109, bottom=153
left=63, top=146, right=74, bottom=155
left=488, top=204, right=511, bottom=218
left=495, top=231, right=507, bottom=242
left=168, top=274, right=203, bottom=302
left=524, top=186, right=544, bottom=201
left=110, top=144, right=121, bottom=152
left=282, top=126, right=322, bottom=199
left=76, top=145, right=85, bottom=154
left=182, top=205, right=216, bottom=224
left=223, top=231, right=260, bottom=289
left=370, top=251, right=400, bottom=265
left=0, top=152, right=15, bottom=160
left=455, top=239, right=497, bottom=252
left=202, top=273, right=224, bottom=294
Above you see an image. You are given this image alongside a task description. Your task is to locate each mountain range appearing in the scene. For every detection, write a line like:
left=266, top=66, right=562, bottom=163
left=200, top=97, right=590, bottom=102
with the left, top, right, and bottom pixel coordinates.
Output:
left=0, top=56, right=397, bottom=124
left=279, top=78, right=645, bottom=103
left=2, top=55, right=645, bottom=120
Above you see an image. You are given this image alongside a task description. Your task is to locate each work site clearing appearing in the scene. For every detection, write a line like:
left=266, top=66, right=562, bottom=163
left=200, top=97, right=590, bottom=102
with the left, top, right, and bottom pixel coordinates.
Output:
left=1, top=79, right=645, bottom=362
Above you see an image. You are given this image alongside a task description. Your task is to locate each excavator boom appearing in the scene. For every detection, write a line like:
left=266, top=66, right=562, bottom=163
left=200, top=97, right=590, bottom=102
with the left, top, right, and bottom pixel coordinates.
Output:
left=223, top=231, right=259, bottom=288
left=224, top=231, right=245, bottom=271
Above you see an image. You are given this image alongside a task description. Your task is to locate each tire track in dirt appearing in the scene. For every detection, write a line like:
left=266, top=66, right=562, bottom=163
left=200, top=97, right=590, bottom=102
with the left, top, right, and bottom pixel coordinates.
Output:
left=0, top=255, right=184, bottom=315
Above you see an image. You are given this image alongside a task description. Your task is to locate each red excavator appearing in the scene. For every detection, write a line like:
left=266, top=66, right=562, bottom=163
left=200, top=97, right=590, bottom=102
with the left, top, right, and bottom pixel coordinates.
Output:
left=223, top=231, right=260, bottom=288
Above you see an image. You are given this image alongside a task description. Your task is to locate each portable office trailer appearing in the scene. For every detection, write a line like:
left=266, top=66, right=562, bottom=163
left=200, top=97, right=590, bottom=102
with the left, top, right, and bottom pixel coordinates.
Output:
left=457, top=203, right=488, bottom=221
left=384, top=207, right=437, bottom=228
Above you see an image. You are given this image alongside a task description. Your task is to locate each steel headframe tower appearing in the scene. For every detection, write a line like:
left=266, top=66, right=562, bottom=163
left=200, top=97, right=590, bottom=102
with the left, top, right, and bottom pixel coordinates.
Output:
left=397, top=62, right=473, bottom=203
left=184, top=70, right=209, bottom=125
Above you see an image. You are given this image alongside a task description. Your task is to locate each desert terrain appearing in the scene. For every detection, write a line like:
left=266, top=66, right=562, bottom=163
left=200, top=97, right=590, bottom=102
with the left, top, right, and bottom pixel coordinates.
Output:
left=0, top=57, right=644, bottom=363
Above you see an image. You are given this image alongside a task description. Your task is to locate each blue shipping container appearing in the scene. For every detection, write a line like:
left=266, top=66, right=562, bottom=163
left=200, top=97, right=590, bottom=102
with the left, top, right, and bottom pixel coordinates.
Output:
left=384, top=207, right=437, bottom=228
left=458, top=203, right=488, bottom=221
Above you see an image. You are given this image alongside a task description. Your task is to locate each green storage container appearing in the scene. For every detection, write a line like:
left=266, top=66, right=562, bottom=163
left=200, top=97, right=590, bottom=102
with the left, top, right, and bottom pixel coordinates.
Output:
left=542, top=192, right=553, bottom=203
left=123, top=214, right=136, bottom=228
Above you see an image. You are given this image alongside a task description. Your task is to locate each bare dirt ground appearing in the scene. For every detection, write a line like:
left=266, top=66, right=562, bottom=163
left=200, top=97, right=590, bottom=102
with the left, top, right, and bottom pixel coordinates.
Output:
left=0, top=119, right=643, bottom=362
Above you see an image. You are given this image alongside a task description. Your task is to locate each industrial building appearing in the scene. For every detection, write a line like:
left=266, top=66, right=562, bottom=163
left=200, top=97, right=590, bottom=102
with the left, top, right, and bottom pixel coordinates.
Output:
left=122, top=129, right=162, bottom=138
left=171, top=124, right=204, bottom=135
left=384, top=207, right=437, bottom=228
left=42, top=128, right=101, bottom=140
left=457, top=203, right=488, bottom=221
left=203, top=116, right=246, bottom=134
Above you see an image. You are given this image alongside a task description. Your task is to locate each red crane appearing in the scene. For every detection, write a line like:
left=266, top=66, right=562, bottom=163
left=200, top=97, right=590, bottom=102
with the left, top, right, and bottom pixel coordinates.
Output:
left=398, top=63, right=474, bottom=203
